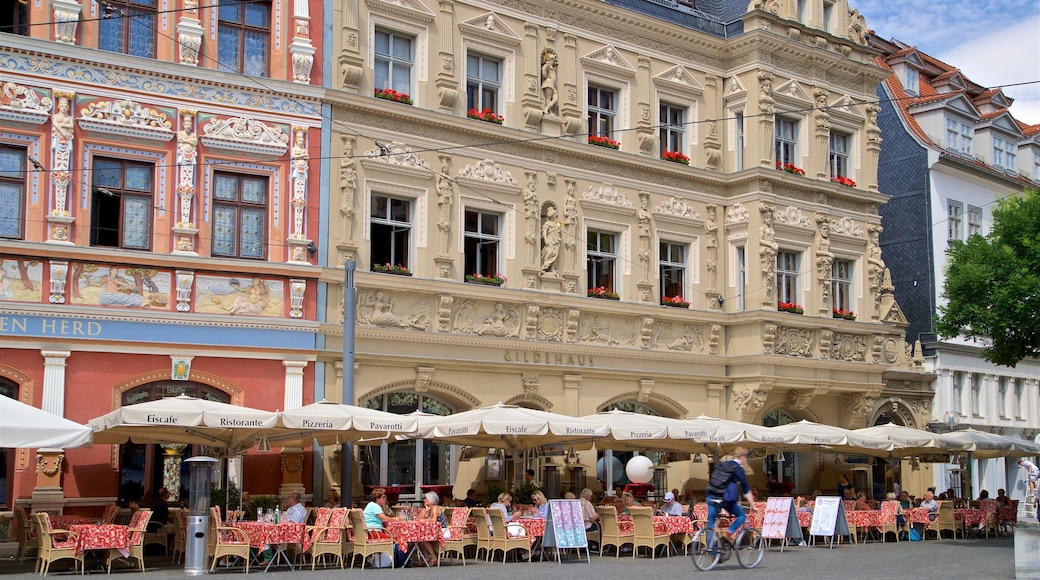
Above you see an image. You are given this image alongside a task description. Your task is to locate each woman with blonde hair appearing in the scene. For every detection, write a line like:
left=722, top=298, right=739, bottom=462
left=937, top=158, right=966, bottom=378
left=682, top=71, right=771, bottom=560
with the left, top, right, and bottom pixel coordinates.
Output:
left=488, top=493, right=527, bottom=538
left=529, top=490, right=549, bottom=519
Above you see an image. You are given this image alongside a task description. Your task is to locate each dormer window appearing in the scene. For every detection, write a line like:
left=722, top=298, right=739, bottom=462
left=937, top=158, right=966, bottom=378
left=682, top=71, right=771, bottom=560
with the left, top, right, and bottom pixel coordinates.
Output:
left=904, top=68, right=919, bottom=96
left=993, top=137, right=1016, bottom=171
left=945, top=117, right=973, bottom=156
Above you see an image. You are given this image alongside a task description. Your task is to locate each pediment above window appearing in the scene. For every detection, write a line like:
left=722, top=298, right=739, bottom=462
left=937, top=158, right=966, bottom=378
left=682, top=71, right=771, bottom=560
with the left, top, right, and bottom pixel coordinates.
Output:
left=360, top=141, right=432, bottom=178
left=653, top=65, right=703, bottom=96
left=830, top=216, right=865, bottom=240
left=827, top=95, right=864, bottom=122
left=653, top=197, right=703, bottom=227
left=78, top=98, right=174, bottom=142
left=456, top=159, right=520, bottom=194
left=458, top=12, right=521, bottom=46
left=580, top=183, right=635, bottom=215
left=724, top=76, right=747, bottom=100
left=772, top=206, right=813, bottom=231
left=581, top=46, right=635, bottom=78
left=200, top=116, right=289, bottom=156
left=932, top=71, right=967, bottom=94
left=772, top=79, right=811, bottom=104
left=368, top=0, right=435, bottom=23
left=0, top=82, right=52, bottom=125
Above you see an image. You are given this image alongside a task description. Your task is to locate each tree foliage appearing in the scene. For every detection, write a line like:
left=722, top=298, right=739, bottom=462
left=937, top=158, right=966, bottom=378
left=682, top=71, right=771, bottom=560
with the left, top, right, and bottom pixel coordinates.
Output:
left=936, top=188, right=1040, bottom=367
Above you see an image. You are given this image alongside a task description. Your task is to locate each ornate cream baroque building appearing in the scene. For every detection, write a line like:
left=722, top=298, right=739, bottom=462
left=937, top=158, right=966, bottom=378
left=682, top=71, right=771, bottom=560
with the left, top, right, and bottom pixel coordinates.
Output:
left=318, top=0, right=935, bottom=496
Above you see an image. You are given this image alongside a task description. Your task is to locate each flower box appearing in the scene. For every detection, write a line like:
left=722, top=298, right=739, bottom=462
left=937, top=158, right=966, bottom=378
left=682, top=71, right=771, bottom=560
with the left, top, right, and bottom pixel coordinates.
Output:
left=467, top=108, right=504, bottom=124
left=373, top=263, right=412, bottom=276
left=588, top=135, right=620, bottom=150
left=374, top=88, right=413, bottom=105
left=832, top=308, right=857, bottom=320
left=662, top=295, right=690, bottom=308
left=775, top=162, right=805, bottom=175
left=588, top=286, right=620, bottom=300
left=777, top=301, right=804, bottom=314
left=831, top=176, right=857, bottom=188
left=465, top=273, right=506, bottom=286
left=661, top=151, right=690, bottom=165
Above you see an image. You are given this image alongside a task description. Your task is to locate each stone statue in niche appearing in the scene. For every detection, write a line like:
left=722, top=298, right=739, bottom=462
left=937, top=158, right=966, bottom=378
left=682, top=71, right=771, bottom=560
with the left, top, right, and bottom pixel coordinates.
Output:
left=540, top=204, right=562, bottom=273
left=540, top=48, right=559, bottom=116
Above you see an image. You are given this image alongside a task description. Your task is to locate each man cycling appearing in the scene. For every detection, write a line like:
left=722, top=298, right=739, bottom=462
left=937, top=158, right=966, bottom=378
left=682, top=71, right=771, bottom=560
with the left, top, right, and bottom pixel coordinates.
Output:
left=705, top=447, right=758, bottom=546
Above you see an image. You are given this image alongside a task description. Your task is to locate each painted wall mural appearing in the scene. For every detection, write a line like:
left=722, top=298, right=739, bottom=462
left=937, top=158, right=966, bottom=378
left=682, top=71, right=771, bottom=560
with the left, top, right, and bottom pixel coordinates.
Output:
left=194, top=275, right=284, bottom=317
left=70, top=263, right=171, bottom=309
left=0, top=257, right=43, bottom=302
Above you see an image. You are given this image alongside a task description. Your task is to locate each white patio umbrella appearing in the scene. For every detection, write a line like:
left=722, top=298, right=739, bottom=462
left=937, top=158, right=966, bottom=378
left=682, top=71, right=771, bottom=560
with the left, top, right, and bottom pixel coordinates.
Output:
left=939, top=428, right=1024, bottom=459
left=855, top=422, right=973, bottom=457
left=756, top=419, right=895, bottom=456
left=278, top=400, right=420, bottom=446
left=0, top=396, right=92, bottom=449
left=411, top=403, right=609, bottom=450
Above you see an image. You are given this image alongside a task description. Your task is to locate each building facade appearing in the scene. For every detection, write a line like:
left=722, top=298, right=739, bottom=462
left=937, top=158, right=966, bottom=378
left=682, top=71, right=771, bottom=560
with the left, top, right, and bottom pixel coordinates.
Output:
left=317, top=0, right=933, bottom=500
left=869, top=35, right=1040, bottom=501
left=1, top=0, right=325, bottom=512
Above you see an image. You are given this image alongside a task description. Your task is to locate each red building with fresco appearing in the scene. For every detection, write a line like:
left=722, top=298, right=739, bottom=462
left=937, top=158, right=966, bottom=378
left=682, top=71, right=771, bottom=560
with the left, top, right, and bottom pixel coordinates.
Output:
left=1, top=0, right=324, bottom=514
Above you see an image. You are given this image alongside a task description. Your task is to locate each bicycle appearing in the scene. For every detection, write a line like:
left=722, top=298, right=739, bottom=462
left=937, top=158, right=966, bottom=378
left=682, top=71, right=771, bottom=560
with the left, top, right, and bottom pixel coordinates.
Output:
left=690, top=503, right=764, bottom=571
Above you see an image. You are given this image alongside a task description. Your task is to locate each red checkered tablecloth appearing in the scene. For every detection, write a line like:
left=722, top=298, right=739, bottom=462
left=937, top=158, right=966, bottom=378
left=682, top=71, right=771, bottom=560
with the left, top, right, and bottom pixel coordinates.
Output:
left=50, top=515, right=93, bottom=530
left=69, top=524, right=129, bottom=555
left=998, top=506, right=1016, bottom=523
left=906, top=507, right=932, bottom=525
left=518, top=518, right=545, bottom=538
left=234, top=522, right=305, bottom=550
left=655, top=516, right=692, bottom=535
left=845, top=510, right=884, bottom=530
left=955, top=508, right=985, bottom=526
left=385, top=520, right=442, bottom=552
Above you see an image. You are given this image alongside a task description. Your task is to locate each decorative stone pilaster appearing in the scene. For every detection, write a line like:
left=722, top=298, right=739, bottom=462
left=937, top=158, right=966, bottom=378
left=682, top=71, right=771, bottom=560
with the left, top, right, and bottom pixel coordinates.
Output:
left=559, top=34, right=582, bottom=135
left=289, top=279, right=306, bottom=319
left=521, top=24, right=542, bottom=130
left=287, top=126, right=311, bottom=264
left=175, top=270, right=194, bottom=312
left=522, top=172, right=539, bottom=270
left=436, top=154, right=454, bottom=260
left=32, top=448, right=67, bottom=513
left=434, top=0, right=458, bottom=111
left=336, top=135, right=359, bottom=263
left=161, top=444, right=187, bottom=501
left=635, top=56, right=655, bottom=157
left=562, top=374, right=582, bottom=416
left=173, top=110, right=199, bottom=254
left=337, top=0, right=363, bottom=92
left=562, top=177, right=578, bottom=274
left=864, top=104, right=882, bottom=192
left=176, top=14, right=203, bottom=66
left=48, top=261, right=68, bottom=304
left=278, top=448, right=306, bottom=504
left=41, top=351, right=70, bottom=417
left=705, top=204, right=720, bottom=299
left=52, top=0, right=81, bottom=45
left=812, top=87, right=831, bottom=179
left=283, top=361, right=307, bottom=411
left=757, top=72, right=775, bottom=166
left=47, top=91, right=75, bottom=244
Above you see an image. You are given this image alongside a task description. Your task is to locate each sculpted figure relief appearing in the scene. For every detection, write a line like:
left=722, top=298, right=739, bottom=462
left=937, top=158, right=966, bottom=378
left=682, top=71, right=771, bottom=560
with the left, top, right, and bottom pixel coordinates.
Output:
left=540, top=205, right=561, bottom=273
left=540, top=48, right=559, bottom=116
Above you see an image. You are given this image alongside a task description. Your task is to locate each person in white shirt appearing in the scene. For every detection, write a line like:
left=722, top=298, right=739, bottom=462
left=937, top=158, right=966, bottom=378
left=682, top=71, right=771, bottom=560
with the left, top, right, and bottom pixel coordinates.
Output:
left=657, top=492, right=685, bottom=517
left=1019, top=459, right=1039, bottom=496
left=285, top=491, right=307, bottom=523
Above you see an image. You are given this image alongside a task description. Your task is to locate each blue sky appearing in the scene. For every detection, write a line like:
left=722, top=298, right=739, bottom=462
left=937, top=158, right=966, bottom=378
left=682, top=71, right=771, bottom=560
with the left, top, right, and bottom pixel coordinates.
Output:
left=855, top=0, right=1040, bottom=125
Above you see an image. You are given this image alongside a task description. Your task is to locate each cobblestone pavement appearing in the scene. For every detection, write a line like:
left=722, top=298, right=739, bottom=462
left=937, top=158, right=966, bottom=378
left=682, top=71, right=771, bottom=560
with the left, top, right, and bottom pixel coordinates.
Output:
left=0, top=535, right=1015, bottom=579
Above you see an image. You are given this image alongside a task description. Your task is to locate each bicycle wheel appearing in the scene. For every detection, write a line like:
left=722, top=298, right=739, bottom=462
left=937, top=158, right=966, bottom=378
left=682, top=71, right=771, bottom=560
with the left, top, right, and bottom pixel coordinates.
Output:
left=690, top=528, right=721, bottom=571
left=734, top=529, right=765, bottom=569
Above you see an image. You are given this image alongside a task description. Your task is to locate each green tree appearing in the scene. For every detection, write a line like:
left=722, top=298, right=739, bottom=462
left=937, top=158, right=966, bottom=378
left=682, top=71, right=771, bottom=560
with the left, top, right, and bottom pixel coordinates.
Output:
left=936, top=188, right=1040, bottom=367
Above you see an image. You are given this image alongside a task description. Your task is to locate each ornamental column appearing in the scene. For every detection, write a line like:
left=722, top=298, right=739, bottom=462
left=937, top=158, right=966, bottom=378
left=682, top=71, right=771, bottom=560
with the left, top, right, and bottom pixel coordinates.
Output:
left=176, top=0, right=203, bottom=66
left=34, top=350, right=72, bottom=513
left=278, top=361, right=307, bottom=504
left=283, top=361, right=306, bottom=411
left=46, top=92, right=74, bottom=244
left=41, top=351, right=70, bottom=417
left=289, top=0, right=315, bottom=84
left=286, top=127, right=312, bottom=264
left=173, top=110, right=199, bottom=254
left=161, top=444, right=188, bottom=501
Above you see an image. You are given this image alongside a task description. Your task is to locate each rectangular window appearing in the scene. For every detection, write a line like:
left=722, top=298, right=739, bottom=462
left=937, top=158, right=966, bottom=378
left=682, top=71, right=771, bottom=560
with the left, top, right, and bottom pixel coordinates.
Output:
left=659, top=103, right=685, bottom=156
left=736, top=245, right=746, bottom=311
left=371, top=194, right=412, bottom=271
left=959, top=123, right=973, bottom=155
left=993, top=137, right=1016, bottom=171
left=832, top=259, right=853, bottom=313
left=967, top=206, right=982, bottom=237
left=463, top=209, right=500, bottom=278
left=775, top=118, right=798, bottom=166
left=948, top=201, right=963, bottom=244
left=374, top=29, right=414, bottom=96
left=945, top=119, right=959, bottom=151
left=218, top=0, right=269, bottom=76
left=952, top=371, right=963, bottom=415
left=659, top=241, right=686, bottom=305
left=822, top=1, right=834, bottom=32
left=970, top=373, right=981, bottom=416
left=90, top=157, right=154, bottom=250
left=1035, top=152, right=1040, bottom=181
left=98, top=0, right=156, bottom=58
left=1, top=1, right=30, bottom=36
left=588, top=85, right=617, bottom=139
left=998, top=377, right=1008, bottom=418
left=796, top=0, right=806, bottom=23
left=829, top=131, right=850, bottom=179
left=466, top=54, right=502, bottom=114
left=1013, top=379, right=1024, bottom=419
left=586, top=230, right=617, bottom=294
left=735, top=111, right=745, bottom=171
left=0, top=145, right=27, bottom=239
left=776, top=250, right=799, bottom=305
left=904, top=68, right=919, bottom=96
left=211, top=172, right=267, bottom=259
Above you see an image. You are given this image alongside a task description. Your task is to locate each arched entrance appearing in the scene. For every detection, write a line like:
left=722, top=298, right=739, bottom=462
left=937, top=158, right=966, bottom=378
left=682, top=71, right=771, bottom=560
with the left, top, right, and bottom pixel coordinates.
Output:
left=117, top=381, right=231, bottom=503
left=763, top=408, right=798, bottom=493
left=0, top=378, right=17, bottom=508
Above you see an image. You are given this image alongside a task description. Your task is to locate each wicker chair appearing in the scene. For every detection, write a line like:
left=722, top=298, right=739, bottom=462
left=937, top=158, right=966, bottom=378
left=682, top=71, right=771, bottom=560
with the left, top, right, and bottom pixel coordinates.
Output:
left=15, top=506, right=38, bottom=561
left=208, top=507, right=250, bottom=573
left=346, top=508, right=395, bottom=569
left=439, top=506, right=476, bottom=566
left=33, top=512, right=83, bottom=576
left=170, top=508, right=187, bottom=564
left=100, top=502, right=120, bottom=524
left=304, top=507, right=347, bottom=570
left=143, top=507, right=171, bottom=556
left=630, top=507, right=668, bottom=559
left=879, top=501, right=903, bottom=542
left=595, top=506, right=633, bottom=557
left=485, top=507, right=531, bottom=563
left=978, top=499, right=999, bottom=538
left=108, top=508, right=151, bottom=573
left=930, top=501, right=960, bottom=540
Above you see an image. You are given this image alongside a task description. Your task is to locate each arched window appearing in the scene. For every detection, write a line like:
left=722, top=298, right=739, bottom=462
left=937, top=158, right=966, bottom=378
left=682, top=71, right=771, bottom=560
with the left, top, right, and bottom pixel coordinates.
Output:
left=0, top=377, right=18, bottom=509
left=361, top=391, right=455, bottom=495
left=763, top=408, right=797, bottom=491
left=602, top=400, right=660, bottom=416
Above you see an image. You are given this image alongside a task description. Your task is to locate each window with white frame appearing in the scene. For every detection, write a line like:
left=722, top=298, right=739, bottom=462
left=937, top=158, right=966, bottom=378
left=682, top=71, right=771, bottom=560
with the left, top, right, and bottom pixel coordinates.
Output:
left=1013, top=378, right=1024, bottom=419
left=0, top=145, right=26, bottom=240
left=735, top=110, right=745, bottom=171
left=466, top=53, right=501, bottom=114
left=374, top=28, right=414, bottom=97
left=998, top=377, right=1008, bottom=418
left=952, top=371, right=964, bottom=415
left=463, top=208, right=501, bottom=279
left=587, top=230, right=617, bottom=294
left=831, top=259, right=853, bottom=313
left=945, top=119, right=959, bottom=150
left=775, top=118, right=798, bottom=167
left=90, top=157, right=154, bottom=250
left=829, top=131, right=851, bottom=179
left=947, top=201, right=963, bottom=244
left=967, top=206, right=982, bottom=237
left=959, top=122, right=973, bottom=155
left=822, top=0, right=835, bottom=32
left=970, top=373, right=981, bottom=416
left=904, top=67, right=919, bottom=96
left=217, top=0, right=269, bottom=76
left=944, top=118, right=973, bottom=155
left=776, top=250, right=799, bottom=305
left=659, top=103, right=686, bottom=157
left=370, top=193, right=412, bottom=271
left=98, top=0, right=156, bottom=58
left=659, top=240, right=687, bottom=305
left=588, top=85, right=617, bottom=140
left=993, top=137, right=1016, bottom=171
left=1035, top=151, right=1040, bottom=181
left=211, top=172, right=268, bottom=259
left=735, top=245, right=746, bottom=311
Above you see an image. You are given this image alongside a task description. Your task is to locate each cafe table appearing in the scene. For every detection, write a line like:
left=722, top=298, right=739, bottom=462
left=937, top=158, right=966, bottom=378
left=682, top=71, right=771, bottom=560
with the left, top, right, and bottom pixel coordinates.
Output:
left=69, top=523, right=130, bottom=572
left=845, top=510, right=885, bottom=542
left=385, top=520, right=442, bottom=566
left=234, top=521, right=305, bottom=572
left=52, top=515, right=94, bottom=530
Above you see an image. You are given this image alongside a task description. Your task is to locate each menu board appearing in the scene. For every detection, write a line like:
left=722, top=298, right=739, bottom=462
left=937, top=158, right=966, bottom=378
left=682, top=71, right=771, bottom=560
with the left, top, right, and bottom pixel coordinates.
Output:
left=808, top=496, right=850, bottom=548
left=543, top=499, right=590, bottom=563
left=761, top=497, right=801, bottom=545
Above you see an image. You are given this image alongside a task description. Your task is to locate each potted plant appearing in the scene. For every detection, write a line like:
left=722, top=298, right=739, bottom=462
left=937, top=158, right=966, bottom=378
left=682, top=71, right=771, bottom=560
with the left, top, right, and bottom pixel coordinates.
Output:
left=588, top=135, right=621, bottom=150
left=662, top=295, right=690, bottom=308
left=373, top=88, right=413, bottom=105
left=467, top=108, right=504, bottom=124
left=661, top=150, right=690, bottom=165
left=588, top=286, right=620, bottom=300
left=775, top=162, right=806, bottom=175
left=832, top=308, right=857, bottom=320
left=373, top=263, right=411, bottom=276
left=831, top=175, right=857, bottom=187
left=465, top=273, right=506, bottom=286
left=777, top=301, right=804, bottom=314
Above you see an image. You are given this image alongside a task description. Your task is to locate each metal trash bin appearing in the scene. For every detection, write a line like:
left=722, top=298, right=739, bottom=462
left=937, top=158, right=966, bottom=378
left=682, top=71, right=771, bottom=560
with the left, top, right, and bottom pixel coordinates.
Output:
left=184, top=457, right=218, bottom=576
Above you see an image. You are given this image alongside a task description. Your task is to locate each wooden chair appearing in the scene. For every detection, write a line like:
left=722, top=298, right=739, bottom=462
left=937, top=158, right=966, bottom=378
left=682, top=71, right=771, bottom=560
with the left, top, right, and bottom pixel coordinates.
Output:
left=305, top=507, right=347, bottom=570
left=346, top=508, right=395, bottom=569
left=485, top=507, right=530, bottom=563
left=33, top=512, right=83, bottom=576
left=879, top=501, right=903, bottom=542
left=595, top=506, right=633, bottom=557
left=108, top=507, right=151, bottom=573
left=15, top=506, right=38, bottom=561
left=630, top=507, right=668, bottom=559
left=208, top=507, right=250, bottom=573
left=439, top=506, right=476, bottom=566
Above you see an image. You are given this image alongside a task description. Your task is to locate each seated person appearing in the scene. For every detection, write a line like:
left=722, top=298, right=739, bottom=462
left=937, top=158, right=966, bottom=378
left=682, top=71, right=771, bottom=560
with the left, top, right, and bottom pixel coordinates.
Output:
left=854, top=491, right=872, bottom=511
left=920, top=490, right=939, bottom=520
left=363, top=488, right=407, bottom=567
left=488, top=493, right=527, bottom=537
left=977, top=489, right=990, bottom=502
left=898, top=490, right=912, bottom=510
left=795, top=495, right=812, bottom=513
left=995, top=488, right=1012, bottom=507
left=324, top=489, right=340, bottom=508
left=579, top=488, right=600, bottom=532
left=462, top=488, right=480, bottom=508
left=750, top=486, right=764, bottom=502
left=529, top=491, right=549, bottom=519
left=620, top=491, right=640, bottom=515
left=147, top=487, right=173, bottom=534
left=657, top=492, right=685, bottom=517
left=842, top=488, right=855, bottom=501
left=417, top=491, right=447, bottom=566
